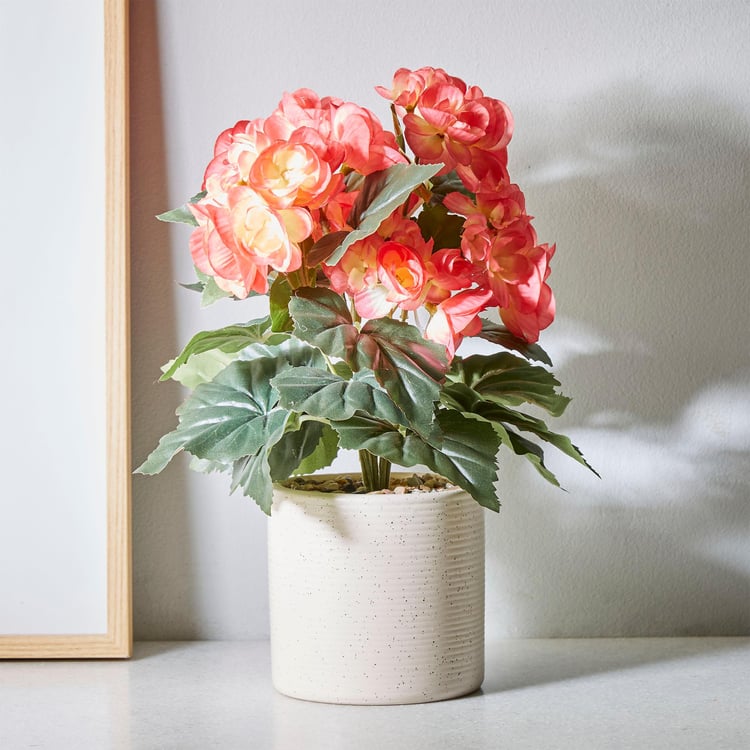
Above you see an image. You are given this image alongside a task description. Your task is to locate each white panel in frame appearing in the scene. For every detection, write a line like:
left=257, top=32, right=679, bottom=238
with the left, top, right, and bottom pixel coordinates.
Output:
left=0, top=0, right=131, bottom=658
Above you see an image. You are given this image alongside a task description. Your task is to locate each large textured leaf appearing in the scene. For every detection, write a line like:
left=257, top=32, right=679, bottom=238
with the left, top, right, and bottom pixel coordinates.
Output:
left=267, top=417, right=322, bottom=480
left=160, top=317, right=273, bottom=381
left=163, top=348, right=237, bottom=388
left=231, top=446, right=277, bottom=514
left=289, top=287, right=358, bottom=355
left=136, top=343, right=323, bottom=475
left=272, top=367, right=408, bottom=426
left=332, top=410, right=501, bottom=511
left=477, top=319, right=552, bottom=365
left=470, top=402, right=598, bottom=476
left=293, top=422, right=339, bottom=476
left=325, top=163, right=443, bottom=266
left=491, top=421, right=561, bottom=487
left=454, top=352, right=570, bottom=417
left=136, top=360, right=290, bottom=475
left=290, top=288, right=448, bottom=437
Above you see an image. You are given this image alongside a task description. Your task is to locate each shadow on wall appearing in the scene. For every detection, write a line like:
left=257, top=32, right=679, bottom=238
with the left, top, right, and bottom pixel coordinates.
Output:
left=129, top=0, right=200, bottom=640
left=486, top=83, right=750, bottom=637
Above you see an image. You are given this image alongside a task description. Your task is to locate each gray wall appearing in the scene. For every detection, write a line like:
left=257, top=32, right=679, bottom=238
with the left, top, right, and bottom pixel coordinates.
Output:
left=130, top=0, right=750, bottom=639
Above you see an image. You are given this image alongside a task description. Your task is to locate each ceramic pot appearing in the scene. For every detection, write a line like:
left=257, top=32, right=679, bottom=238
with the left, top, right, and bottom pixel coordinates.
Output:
left=268, top=476, right=485, bottom=705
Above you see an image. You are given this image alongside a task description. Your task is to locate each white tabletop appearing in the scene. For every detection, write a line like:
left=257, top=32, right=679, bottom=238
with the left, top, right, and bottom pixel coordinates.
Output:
left=1, top=638, right=748, bottom=749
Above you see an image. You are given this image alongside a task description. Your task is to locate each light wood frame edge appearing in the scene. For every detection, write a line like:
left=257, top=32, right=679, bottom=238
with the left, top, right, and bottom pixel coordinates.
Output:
left=0, top=0, right=132, bottom=660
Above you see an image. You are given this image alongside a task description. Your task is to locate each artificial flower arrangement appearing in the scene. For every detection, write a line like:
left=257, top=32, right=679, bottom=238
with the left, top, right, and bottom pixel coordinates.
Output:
left=137, top=66, right=596, bottom=512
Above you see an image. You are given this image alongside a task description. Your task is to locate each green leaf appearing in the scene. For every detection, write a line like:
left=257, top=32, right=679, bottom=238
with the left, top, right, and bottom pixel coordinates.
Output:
left=135, top=343, right=323, bottom=475
left=491, top=421, right=561, bottom=487
left=289, top=286, right=358, bottom=354
left=163, top=348, right=237, bottom=388
left=189, top=456, right=233, bottom=475
left=272, top=367, right=409, bottom=427
left=160, top=317, right=273, bottom=382
left=267, top=419, right=325, bottom=480
left=325, top=163, right=443, bottom=266
left=332, top=410, right=501, bottom=511
left=453, top=352, right=570, bottom=417
left=179, top=280, right=205, bottom=293
left=293, top=422, right=340, bottom=476
left=306, top=231, right=349, bottom=266
left=354, top=318, right=447, bottom=436
left=469, top=401, right=598, bottom=476
left=201, top=274, right=233, bottom=307
left=269, top=276, right=294, bottom=332
left=417, top=202, right=464, bottom=250
left=429, top=170, right=475, bottom=201
left=135, top=361, right=290, bottom=475
left=289, top=288, right=448, bottom=438
left=231, top=448, right=275, bottom=514
left=156, top=191, right=207, bottom=226
left=476, top=319, right=552, bottom=365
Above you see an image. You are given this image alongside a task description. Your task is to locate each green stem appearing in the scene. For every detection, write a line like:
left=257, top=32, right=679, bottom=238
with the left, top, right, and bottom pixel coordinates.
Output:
left=358, top=450, right=393, bottom=491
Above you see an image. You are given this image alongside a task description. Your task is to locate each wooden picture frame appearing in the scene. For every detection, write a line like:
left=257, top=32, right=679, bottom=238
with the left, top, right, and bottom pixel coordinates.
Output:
left=0, top=0, right=131, bottom=659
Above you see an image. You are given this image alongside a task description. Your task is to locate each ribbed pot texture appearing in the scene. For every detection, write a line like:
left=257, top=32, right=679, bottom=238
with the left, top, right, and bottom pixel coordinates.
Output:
left=268, top=478, right=485, bottom=705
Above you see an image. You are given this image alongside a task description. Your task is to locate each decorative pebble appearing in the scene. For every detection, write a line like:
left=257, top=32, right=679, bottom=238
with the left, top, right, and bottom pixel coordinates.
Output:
left=279, top=473, right=452, bottom=494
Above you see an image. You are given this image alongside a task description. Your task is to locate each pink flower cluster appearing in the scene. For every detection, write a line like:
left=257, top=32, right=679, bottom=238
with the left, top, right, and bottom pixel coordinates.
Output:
left=187, top=68, right=556, bottom=356
left=188, top=89, right=404, bottom=298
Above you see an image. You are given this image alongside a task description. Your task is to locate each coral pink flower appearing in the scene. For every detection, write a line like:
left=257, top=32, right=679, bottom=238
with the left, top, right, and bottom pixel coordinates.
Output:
left=401, top=81, right=513, bottom=174
left=376, top=241, right=428, bottom=310
left=425, top=287, right=494, bottom=358
left=484, top=220, right=539, bottom=308
left=444, top=181, right=526, bottom=231
left=324, top=234, right=381, bottom=296
left=203, top=119, right=272, bottom=202
left=331, top=103, right=405, bottom=174
left=375, top=66, right=464, bottom=110
left=219, top=186, right=311, bottom=274
left=188, top=202, right=268, bottom=298
left=500, top=280, right=556, bottom=343
left=425, top=248, right=478, bottom=304
left=249, top=141, right=338, bottom=210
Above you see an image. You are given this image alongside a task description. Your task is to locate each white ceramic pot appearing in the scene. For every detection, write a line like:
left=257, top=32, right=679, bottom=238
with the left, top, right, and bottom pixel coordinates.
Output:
left=268, top=477, right=485, bottom=705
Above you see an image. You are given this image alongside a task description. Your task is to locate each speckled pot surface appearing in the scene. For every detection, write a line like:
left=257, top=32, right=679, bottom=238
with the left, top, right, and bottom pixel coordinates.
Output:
left=268, top=477, right=485, bottom=705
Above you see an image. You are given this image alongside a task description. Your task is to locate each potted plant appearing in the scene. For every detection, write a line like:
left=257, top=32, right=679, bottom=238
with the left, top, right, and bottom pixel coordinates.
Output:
left=136, top=66, right=596, bottom=704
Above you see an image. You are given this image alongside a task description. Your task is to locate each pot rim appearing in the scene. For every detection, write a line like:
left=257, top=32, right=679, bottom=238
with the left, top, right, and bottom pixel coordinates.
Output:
left=273, top=472, right=466, bottom=501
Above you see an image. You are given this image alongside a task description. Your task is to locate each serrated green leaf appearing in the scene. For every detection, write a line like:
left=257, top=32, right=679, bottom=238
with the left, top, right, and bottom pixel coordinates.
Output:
left=160, top=317, right=273, bottom=382
left=325, top=163, right=443, bottom=266
left=491, top=421, right=561, bottom=487
left=272, top=367, right=409, bottom=427
left=293, top=422, right=340, bottom=476
left=476, top=319, right=552, bottom=365
left=189, top=456, right=233, bottom=475
left=231, top=448, right=275, bottom=514
left=454, top=352, right=570, bottom=416
left=267, top=419, right=325, bottom=480
left=136, top=345, right=322, bottom=475
left=332, top=410, right=501, bottom=511
left=470, top=401, right=598, bottom=476
left=289, top=288, right=448, bottom=438
left=164, top=348, right=237, bottom=388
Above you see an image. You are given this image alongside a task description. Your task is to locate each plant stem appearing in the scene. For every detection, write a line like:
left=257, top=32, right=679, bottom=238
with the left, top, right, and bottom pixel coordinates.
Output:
left=358, top=450, right=392, bottom=491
